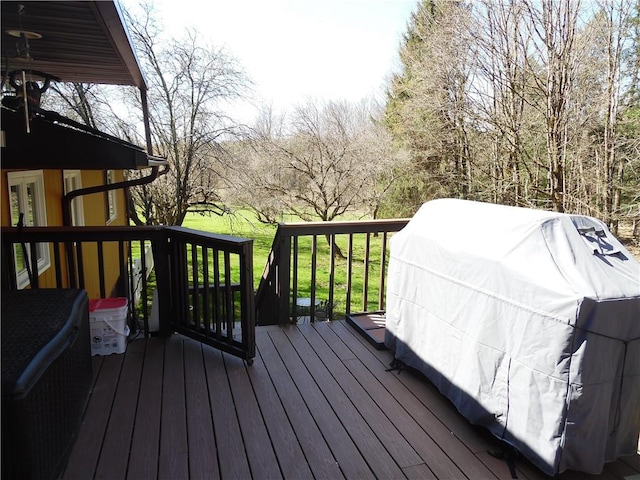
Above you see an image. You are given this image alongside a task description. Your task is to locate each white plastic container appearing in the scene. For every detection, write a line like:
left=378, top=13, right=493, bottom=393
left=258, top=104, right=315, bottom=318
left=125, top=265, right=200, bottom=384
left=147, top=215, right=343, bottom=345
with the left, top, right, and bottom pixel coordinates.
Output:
left=89, top=298, right=129, bottom=356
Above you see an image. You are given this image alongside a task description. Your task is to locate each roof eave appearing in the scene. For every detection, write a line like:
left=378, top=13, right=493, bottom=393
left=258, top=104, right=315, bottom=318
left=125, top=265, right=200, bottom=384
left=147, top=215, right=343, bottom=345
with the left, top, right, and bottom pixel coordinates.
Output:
left=93, top=1, right=147, bottom=90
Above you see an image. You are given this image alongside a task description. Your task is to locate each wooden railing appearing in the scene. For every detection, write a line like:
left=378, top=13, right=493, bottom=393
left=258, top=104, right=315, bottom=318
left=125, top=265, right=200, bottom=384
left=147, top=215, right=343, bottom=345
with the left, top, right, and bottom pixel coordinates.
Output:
left=256, top=219, right=409, bottom=326
left=2, top=218, right=410, bottom=353
left=1, top=226, right=255, bottom=362
left=162, top=227, right=255, bottom=361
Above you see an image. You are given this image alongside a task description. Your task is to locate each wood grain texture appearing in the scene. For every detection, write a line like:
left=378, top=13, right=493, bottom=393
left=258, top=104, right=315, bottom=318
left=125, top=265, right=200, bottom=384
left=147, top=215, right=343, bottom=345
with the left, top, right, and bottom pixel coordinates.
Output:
left=62, top=322, right=640, bottom=480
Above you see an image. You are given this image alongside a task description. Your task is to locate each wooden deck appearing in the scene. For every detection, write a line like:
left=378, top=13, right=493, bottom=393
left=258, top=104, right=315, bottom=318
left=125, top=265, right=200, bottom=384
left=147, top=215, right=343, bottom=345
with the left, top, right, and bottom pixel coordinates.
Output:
left=62, top=321, right=640, bottom=480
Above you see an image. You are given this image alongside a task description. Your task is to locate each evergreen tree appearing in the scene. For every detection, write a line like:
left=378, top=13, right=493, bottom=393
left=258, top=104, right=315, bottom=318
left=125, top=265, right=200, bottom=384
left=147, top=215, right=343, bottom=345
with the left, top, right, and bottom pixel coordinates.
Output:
left=382, top=0, right=473, bottom=217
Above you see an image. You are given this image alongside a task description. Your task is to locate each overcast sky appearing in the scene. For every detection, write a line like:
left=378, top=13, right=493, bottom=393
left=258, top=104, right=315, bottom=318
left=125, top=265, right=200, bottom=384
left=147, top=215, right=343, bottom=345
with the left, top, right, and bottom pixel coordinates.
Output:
left=124, top=0, right=417, bottom=123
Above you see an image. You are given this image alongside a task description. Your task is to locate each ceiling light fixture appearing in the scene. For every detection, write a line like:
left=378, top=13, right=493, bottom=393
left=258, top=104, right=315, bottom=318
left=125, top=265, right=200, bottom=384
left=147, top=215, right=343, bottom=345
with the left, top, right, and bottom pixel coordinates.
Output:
left=6, top=30, right=42, bottom=40
left=5, top=4, right=42, bottom=61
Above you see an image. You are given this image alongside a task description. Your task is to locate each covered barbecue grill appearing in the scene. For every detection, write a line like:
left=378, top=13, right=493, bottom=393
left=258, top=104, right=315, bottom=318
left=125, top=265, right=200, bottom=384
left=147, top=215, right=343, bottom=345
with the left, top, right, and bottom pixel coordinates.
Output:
left=385, top=199, right=640, bottom=475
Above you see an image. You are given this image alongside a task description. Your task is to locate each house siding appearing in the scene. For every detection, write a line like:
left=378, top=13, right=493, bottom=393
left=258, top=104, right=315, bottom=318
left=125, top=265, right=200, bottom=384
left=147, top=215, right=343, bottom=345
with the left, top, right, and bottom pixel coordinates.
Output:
left=2, top=169, right=129, bottom=297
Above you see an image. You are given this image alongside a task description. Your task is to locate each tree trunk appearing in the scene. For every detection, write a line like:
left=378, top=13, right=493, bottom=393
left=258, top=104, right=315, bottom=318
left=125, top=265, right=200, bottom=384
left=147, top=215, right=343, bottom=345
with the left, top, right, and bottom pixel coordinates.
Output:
left=610, top=160, right=625, bottom=235
left=324, top=234, right=346, bottom=260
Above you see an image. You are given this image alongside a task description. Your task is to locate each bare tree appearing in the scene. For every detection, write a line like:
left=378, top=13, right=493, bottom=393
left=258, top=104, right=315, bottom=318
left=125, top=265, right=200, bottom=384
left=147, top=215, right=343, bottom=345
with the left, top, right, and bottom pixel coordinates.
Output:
left=595, top=0, right=635, bottom=232
left=231, top=99, right=401, bottom=254
left=470, top=1, right=540, bottom=206
left=123, top=3, right=249, bottom=225
left=46, top=83, right=99, bottom=128
left=238, top=99, right=393, bottom=223
left=523, top=0, right=583, bottom=212
left=382, top=0, right=639, bottom=230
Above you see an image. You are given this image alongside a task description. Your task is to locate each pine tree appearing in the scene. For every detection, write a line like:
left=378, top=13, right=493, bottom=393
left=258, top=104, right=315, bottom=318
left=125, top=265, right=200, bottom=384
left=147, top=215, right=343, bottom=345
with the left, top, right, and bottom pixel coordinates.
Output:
left=382, top=0, right=473, bottom=217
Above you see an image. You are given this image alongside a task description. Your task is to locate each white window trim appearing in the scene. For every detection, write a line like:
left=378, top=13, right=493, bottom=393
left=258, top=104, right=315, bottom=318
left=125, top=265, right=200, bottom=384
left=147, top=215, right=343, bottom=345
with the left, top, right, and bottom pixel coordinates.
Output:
left=64, top=170, right=85, bottom=226
left=7, top=170, right=51, bottom=289
left=105, top=170, right=117, bottom=225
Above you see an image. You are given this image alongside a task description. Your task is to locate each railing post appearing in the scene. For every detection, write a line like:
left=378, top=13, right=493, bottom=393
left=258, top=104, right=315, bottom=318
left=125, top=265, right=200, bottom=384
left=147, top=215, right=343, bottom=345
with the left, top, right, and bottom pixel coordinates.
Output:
left=277, top=233, right=291, bottom=325
left=1, top=239, right=17, bottom=290
left=255, top=219, right=410, bottom=323
left=152, top=231, right=173, bottom=337
left=241, top=241, right=256, bottom=359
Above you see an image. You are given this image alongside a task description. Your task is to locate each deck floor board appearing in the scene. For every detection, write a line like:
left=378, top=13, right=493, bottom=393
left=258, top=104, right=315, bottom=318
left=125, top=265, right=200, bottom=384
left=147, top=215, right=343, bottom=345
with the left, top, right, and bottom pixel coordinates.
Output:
left=224, top=350, right=282, bottom=479
left=61, top=321, right=640, bottom=480
left=327, top=320, right=495, bottom=479
left=257, top=329, right=344, bottom=479
left=63, top=353, right=123, bottom=480
left=285, top=325, right=407, bottom=478
left=297, top=323, right=423, bottom=469
left=246, top=335, right=315, bottom=480
left=158, top=335, right=189, bottom=479
left=94, top=347, right=143, bottom=480
left=203, top=345, right=252, bottom=479
left=126, top=336, right=163, bottom=480
left=183, top=338, right=219, bottom=480
left=318, top=322, right=466, bottom=479
left=268, top=327, right=375, bottom=479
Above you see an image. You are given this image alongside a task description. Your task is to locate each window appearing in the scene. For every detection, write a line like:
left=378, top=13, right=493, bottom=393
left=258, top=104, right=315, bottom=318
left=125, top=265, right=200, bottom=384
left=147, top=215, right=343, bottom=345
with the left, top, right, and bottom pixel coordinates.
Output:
left=104, top=170, right=117, bottom=224
left=63, top=170, right=85, bottom=226
left=7, top=170, right=50, bottom=289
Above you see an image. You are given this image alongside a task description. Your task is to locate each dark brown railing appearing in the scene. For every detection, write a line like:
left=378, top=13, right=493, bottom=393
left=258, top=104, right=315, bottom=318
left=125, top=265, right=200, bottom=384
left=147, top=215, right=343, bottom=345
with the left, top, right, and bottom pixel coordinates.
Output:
left=2, top=218, right=410, bottom=354
left=256, top=219, right=409, bottom=326
left=1, top=226, right=255, bottom=362
left=162, top=227, right=255, bottom=361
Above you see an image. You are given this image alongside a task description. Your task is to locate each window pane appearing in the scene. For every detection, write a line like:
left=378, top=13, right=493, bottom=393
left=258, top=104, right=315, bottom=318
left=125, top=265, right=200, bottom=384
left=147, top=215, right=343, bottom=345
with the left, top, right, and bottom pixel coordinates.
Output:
left=10, top=185, right=27, bottom=272
left=13, top=245, right=27, bottom=272
left=105, top=170, right=116, bottom=221
left=108, top=191, right=116, bottom=217
left=26, top=181, right=36, bottom=226
left=66, top=176, right=76, bottom=192
left=7, top=170, right=50, bottom=289
left=10, top=184, right=21, bottom=226
left=71, top=202, right=78, bottom=226
left=25, top=181, right=46, bottom=262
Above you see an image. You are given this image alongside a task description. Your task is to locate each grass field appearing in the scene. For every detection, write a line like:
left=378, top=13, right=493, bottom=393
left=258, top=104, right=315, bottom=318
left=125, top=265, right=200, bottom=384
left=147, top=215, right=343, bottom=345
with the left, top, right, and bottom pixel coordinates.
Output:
left=179, top=209, right=389, bottom=316
left=182, top=209, right=278, bottom=286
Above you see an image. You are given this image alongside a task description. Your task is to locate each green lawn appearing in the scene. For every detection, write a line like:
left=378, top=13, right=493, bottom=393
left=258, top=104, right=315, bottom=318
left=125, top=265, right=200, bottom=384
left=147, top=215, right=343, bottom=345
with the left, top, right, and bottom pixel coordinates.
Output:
left=131, top=209, right=390, bottom=319
left=182, top=209, right=277, bottom=287
left=182, top=210, right=389, bottom=316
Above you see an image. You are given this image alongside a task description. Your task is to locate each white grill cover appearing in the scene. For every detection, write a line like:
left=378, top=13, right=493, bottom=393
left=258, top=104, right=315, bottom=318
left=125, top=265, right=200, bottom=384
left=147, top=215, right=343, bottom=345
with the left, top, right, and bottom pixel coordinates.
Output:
left=385, top=199, right=640, bottom=475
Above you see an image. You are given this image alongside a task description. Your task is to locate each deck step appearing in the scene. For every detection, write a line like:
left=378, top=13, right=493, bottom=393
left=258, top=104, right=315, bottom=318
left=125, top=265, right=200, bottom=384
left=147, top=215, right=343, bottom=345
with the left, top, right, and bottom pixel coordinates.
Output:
left=346, top=311, right=387, bottom=349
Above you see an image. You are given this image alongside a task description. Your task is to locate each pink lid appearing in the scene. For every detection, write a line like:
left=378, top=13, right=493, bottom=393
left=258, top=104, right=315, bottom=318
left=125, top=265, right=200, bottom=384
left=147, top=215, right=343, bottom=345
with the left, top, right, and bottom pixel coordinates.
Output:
left=89, top=297, right=128, bottom=312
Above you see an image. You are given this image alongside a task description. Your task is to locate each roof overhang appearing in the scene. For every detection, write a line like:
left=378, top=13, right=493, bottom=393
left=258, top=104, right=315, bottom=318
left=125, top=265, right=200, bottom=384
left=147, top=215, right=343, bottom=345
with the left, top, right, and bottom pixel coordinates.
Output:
left=1, top=107, right=166, bottom=170
left=1, top=1, right=163, bottom=169
left=1, top=1, right=146, bottom=88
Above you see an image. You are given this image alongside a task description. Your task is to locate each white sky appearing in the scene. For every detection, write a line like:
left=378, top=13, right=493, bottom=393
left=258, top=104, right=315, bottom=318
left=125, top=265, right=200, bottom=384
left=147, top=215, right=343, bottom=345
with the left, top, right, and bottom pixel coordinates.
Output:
left=125, top=0, right=417, bottom=123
